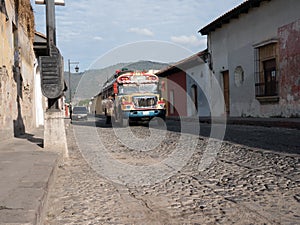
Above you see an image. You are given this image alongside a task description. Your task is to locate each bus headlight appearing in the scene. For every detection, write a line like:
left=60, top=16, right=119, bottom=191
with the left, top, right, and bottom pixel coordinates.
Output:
left=157, top=99, right=165, bottom=109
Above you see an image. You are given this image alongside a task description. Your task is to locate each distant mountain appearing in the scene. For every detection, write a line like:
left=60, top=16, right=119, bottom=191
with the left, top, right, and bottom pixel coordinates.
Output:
left=64, top=61, right=169, bottom=103
left=125, top=61, right=169, bottom=71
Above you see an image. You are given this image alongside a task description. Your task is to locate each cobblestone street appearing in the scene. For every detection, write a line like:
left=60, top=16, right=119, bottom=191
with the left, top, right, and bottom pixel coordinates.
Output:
left=45, top=117, right=300, bottom=225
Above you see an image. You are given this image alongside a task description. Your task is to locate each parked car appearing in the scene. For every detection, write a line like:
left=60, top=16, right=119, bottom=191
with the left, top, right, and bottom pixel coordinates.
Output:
left=71, top=106, right=88, bottom=121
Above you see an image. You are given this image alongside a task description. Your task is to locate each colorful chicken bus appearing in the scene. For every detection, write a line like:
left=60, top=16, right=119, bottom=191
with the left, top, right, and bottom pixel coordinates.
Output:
left=100, top=69, right=166, bottom=126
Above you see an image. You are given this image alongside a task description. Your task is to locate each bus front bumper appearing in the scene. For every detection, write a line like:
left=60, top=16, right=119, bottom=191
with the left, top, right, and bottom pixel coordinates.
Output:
left=123, top=109, right=166, bottom=120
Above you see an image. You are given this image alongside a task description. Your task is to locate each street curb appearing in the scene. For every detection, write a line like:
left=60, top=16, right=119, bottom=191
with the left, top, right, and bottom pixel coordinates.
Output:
left=36, top=153, right=60, bottom=225
left=166, top=116, right=300, bottom=130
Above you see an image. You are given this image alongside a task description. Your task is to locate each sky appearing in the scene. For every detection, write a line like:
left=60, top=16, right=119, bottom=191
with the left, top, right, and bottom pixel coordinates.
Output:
left=31, top=0, right=245, bottom=71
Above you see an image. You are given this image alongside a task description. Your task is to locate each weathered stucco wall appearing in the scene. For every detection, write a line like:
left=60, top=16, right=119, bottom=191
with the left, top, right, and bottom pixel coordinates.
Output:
left=1, top=1, right=16, bottom=140
left=208, top=0, right=300, bottom=117
left=0, top=0, right=36, bottom=140
left=278, top=19, right=300, bottom=117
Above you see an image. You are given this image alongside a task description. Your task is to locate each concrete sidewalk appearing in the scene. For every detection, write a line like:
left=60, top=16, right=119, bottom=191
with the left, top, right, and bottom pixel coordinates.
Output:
left=0, top=128, right=59, bottom=225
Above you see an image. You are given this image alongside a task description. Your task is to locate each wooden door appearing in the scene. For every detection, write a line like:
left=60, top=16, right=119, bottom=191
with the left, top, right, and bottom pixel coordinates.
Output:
left=263, top=59, right=277, bottom=96
left=222, top=71, right=230, bottom=115
left=191, top=85, right=198, bottom=115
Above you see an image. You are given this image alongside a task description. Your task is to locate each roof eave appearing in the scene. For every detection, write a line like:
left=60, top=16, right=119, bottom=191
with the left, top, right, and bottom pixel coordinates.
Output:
left=156, top=50, right=208, bottom=77
left=199, top=0, right=271, bottom=35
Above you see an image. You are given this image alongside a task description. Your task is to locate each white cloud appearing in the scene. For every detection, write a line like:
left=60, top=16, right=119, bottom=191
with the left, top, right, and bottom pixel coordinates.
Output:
left=93, top=36, right=103, bottom=41
left=128, top=27, right=154, bottom=37
left=32, top=0, right=245, bottom=70
left=171, top=35, right=206, bottom=47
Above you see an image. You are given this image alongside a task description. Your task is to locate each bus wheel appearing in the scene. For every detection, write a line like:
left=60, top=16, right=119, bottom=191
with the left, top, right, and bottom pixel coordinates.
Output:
left=106, top=116, right=111, bottom=124
left=150, top=117, right=165, bottom=127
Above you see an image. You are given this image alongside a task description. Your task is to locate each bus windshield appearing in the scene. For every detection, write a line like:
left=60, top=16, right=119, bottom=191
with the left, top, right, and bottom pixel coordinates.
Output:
left=118, top=83, right=158, bottom=94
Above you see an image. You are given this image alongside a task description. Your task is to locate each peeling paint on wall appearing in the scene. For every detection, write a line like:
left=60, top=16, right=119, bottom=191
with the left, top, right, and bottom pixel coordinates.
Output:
left=278, top=19, right=300, bottom=117
left=0, top=0, right=36, bottom=140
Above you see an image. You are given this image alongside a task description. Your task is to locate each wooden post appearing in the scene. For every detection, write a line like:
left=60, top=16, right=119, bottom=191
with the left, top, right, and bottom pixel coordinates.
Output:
left=46, top=0, right=56, bottom=50
left=36, top=0, right=65, bottom=110
left=35, top=0, right=68, bottom=157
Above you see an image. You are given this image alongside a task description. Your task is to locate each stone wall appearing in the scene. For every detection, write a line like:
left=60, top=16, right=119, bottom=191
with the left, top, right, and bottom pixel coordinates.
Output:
left=0, top=0, right=36, bottom=141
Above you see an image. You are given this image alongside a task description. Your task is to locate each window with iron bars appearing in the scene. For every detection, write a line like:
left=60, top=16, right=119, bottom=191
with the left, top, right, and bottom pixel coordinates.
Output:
left=254, top=42, right=279, bottom=98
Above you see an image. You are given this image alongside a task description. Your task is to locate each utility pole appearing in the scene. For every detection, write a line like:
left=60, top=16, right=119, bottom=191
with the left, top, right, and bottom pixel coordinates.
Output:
left=68, top=60, right=79, bottom=102
left=68, top=59, right=79, bottom=119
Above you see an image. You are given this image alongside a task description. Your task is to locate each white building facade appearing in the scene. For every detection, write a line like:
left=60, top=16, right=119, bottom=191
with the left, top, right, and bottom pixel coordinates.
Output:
left=186, top=63, right=211, bottom=117
left=200, top=0, right=300, bottom=117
